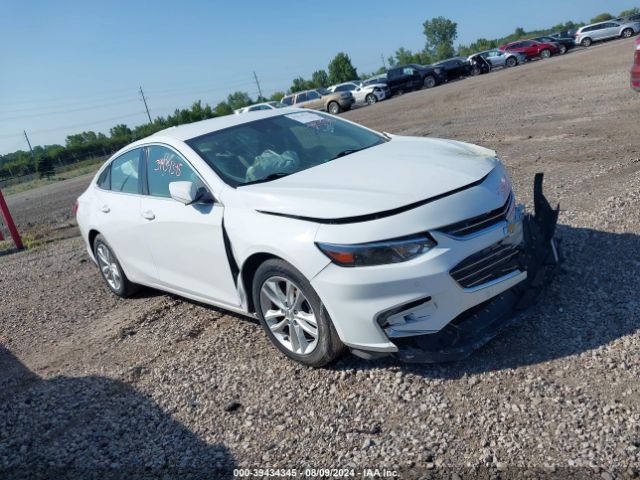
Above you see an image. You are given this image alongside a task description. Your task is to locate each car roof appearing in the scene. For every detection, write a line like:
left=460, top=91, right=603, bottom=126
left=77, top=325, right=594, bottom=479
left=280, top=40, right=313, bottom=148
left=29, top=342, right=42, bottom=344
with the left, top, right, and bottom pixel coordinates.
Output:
left=151, top=107, right=302, bottom=141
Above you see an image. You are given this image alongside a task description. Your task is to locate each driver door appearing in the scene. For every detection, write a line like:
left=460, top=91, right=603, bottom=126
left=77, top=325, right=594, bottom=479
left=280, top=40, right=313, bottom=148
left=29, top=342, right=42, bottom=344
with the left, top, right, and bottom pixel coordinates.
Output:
left=138, top=144, right=239, bottom=307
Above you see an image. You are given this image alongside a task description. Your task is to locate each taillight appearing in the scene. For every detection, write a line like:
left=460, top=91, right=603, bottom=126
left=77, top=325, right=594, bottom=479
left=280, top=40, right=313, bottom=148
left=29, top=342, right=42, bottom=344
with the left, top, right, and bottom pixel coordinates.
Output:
left=72, top=200, right=79, bottom=216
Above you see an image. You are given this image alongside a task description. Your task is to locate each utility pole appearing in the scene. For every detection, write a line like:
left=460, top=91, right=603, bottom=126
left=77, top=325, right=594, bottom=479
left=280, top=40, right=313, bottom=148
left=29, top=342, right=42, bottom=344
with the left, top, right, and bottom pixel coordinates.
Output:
left=139, top=86, right=152, bottom=123
left=23, top=130, right=34, bottom=160
left=381, top=53, right=387, bottom=70
left=253, top=72, right=263, bottom=100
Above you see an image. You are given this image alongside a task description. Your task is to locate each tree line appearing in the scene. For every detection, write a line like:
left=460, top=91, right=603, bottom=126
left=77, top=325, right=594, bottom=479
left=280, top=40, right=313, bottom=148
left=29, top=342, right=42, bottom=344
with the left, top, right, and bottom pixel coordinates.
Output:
left=1, top=7, right=638, bottom=182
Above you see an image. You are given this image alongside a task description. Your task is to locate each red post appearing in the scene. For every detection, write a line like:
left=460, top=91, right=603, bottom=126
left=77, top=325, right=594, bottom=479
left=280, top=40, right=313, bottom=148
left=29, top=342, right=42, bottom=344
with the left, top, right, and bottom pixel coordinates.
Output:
left=0, top=189, right=23, bottom=250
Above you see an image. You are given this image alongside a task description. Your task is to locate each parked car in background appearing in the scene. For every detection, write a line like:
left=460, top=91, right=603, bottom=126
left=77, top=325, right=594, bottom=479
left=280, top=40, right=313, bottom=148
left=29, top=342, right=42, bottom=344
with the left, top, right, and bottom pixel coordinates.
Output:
left=471, top=49, right=526, bottom=68
left=499, top=40, right=561, bottom=59
left=632, top=37, right=640, bottom=91
left=385, top=64, right=445, bottom=95
left=532, top=35, right=575, bottom=54
left=574, top=20, right=640, bottom=47
left=281, top=89, right=354, bottom=114
left=362, top=74, right=387, bottom=87
left=434, top=57, right=475, bottom=80
left=75, top=108, right=559, bottom=366
left=234, top=101, right=287, bottom=114
left=327, top=81, right=390, bottom=105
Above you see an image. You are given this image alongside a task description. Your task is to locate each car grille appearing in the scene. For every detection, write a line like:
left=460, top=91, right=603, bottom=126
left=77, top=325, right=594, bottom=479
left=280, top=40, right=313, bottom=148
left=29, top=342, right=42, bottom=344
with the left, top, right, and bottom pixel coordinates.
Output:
left=450, top=242, right=522, bottom=289
left=438, top=193, right=513, bottom=237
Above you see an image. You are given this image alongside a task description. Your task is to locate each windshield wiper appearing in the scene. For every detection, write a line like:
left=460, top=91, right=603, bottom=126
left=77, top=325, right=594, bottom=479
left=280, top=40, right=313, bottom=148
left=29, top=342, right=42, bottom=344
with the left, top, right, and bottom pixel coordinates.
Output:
left=240, top=172, right=292, bottom=186
left=331, top=147, right=368, bottom=160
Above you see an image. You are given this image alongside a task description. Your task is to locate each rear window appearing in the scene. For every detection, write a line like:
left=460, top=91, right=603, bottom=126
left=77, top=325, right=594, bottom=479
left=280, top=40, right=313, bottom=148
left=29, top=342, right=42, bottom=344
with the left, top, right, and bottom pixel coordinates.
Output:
left=109, top=149, right=141, bottom=194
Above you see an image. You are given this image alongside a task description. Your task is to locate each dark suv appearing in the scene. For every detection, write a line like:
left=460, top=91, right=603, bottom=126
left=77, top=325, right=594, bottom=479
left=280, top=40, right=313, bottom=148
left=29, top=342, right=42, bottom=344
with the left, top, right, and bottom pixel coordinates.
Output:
left=385, top=64, right=445, bottom=95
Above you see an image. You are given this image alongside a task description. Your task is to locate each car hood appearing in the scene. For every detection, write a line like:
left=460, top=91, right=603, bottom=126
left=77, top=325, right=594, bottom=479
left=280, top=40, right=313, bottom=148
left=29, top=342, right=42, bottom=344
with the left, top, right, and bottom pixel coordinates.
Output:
left=236, top=136, right=497, bottom=221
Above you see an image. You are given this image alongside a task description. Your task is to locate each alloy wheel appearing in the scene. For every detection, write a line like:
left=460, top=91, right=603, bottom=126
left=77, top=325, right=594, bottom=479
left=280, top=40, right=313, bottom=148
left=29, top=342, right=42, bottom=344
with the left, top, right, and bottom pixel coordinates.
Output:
left=96, top=243, right=122, bottom=291
left=260, top=276, right=318, bottom=355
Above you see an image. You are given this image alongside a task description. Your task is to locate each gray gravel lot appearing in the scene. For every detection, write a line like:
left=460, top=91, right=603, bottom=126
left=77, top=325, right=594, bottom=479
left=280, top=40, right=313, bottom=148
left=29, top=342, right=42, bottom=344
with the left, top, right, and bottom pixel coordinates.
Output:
left=1, top=38, right=639, bottom=479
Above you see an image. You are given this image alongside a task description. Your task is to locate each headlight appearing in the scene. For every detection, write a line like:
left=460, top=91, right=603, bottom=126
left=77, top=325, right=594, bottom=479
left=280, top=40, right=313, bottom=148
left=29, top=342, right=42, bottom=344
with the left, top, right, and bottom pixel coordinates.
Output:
left=316, top=233, right=436, bottom=267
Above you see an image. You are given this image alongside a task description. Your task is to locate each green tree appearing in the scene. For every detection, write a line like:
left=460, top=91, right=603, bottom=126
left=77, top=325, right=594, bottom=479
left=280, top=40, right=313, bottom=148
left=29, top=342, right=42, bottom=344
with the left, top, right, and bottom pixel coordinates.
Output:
left=620, top=7, right=640, bottom=17
left=311, top=69, right=329, bottom=88
left=215, top=101, right=233, bottom=116
left=290, top=77, right=313, bottom=93
left=226, top=91, right=253, bottom=111
left=37, top=154, right=55, bottom=179
left=591, top=12, right=613, bottom=23
left=269, top=91, right=285, bottom=101
left=328, top=52, right=358, bottom=84
left=423, top=17, right=458, bottom=61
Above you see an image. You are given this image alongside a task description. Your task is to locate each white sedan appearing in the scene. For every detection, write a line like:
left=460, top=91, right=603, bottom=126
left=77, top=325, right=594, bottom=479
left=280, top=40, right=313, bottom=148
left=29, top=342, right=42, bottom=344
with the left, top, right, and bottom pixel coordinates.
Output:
left=76, top=109, right=559, bottom=366
left=326, top=82, right=388, bottom=105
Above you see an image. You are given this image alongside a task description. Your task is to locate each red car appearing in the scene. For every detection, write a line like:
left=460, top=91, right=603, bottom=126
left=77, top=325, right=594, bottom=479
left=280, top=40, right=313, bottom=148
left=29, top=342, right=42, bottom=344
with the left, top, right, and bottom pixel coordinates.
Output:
left=632, top=37, right=640, bottom=92
left=499, top=40, right=561, bottom=59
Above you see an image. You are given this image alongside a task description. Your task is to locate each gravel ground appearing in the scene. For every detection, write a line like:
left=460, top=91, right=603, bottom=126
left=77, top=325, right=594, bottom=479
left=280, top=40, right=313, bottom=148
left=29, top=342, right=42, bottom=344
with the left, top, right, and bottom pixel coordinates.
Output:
left=1, top=39, right=639, bottom=479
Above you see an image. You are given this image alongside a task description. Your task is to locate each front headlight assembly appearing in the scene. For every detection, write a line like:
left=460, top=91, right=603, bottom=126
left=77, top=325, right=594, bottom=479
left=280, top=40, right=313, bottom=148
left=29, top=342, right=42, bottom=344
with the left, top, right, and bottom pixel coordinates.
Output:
left=316, top=233, right=436, bottom=267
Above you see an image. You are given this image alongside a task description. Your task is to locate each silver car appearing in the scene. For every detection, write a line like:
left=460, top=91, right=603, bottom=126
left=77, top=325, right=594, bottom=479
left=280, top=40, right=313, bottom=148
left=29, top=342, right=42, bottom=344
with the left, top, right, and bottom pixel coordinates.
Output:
left=471, top=49, right=526, bottom=68
left=575, top=20, right=640, bottom=47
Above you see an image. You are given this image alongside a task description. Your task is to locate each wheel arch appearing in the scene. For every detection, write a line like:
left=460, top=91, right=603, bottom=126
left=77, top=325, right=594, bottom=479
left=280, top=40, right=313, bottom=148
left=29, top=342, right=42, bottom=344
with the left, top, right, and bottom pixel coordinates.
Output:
left=88, top=228, right=101, bottom=253
left=240, top=252, right=283, bottom=313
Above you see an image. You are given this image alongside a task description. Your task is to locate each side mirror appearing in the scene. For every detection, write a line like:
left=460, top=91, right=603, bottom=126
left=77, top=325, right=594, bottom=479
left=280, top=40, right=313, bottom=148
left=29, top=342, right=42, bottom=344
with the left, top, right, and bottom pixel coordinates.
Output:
left=169, top=181, right=198, bottom=204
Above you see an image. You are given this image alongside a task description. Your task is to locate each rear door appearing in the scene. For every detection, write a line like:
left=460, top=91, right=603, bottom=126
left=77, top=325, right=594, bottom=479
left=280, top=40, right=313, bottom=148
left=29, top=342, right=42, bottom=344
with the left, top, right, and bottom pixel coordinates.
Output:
left=138, top=144, right=239, bottom=306
left=603, top=22, right=620, bottom=39
left=305, top=90, right=324, bottom=110
left=590, top=24, right=606, bottom=40
left=92, top=147, right=157, bottom=283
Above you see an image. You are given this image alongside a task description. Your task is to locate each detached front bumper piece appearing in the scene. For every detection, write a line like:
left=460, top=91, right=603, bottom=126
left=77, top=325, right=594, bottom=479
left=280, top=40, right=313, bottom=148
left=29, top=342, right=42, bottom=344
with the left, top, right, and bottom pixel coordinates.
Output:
left=394, top=173, right=560, bottom=363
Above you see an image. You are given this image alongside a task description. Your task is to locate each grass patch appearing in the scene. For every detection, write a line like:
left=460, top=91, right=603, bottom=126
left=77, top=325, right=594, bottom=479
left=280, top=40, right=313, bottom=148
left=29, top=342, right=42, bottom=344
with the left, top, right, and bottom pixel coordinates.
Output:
left=2, top=157, right=104, bottom=196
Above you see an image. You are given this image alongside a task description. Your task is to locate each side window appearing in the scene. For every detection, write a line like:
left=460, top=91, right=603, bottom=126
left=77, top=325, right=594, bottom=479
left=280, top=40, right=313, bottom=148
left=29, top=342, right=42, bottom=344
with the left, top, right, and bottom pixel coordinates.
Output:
left=307, top=91, right=320, bottom=100
left=110, top=149, right=141, bottom=194
left=295, top=92, right=308, bottom=103
left=146, top=145, right=204, bottom=198
left=387, top=69, right=400, bottom=79
left=96, top=165, right=111, bottom=190
left=403, top=67, right=415, bottom=75
left=281, top=96, right=293, bottom=106
left=335, top=85, right=348, bottom=92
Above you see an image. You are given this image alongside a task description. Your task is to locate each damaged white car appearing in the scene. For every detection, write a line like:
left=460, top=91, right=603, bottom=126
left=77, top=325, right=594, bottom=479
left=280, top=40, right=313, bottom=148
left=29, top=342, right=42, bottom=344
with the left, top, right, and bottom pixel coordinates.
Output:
left=75, top=109, right=559, bottom=366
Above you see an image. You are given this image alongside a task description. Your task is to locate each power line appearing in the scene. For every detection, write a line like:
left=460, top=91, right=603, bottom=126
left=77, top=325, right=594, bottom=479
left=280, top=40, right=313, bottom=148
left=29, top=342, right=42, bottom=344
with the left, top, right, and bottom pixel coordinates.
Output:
left=139, top=86, right=152, bottom=123
left=0, top=97, right=139, bottom=121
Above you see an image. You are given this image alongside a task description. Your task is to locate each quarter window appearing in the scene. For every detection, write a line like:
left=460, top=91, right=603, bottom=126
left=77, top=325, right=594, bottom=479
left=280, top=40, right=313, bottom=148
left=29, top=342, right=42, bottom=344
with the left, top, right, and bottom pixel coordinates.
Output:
left=146, top=145, right=204, bottom=198
left=110, top=149, right=141, bottom=194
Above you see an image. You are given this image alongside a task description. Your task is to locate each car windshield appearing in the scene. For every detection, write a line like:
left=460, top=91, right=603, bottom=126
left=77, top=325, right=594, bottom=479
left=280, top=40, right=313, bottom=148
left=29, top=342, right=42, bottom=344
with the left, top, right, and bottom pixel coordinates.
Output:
left=186, top=112, right=387, bottom=187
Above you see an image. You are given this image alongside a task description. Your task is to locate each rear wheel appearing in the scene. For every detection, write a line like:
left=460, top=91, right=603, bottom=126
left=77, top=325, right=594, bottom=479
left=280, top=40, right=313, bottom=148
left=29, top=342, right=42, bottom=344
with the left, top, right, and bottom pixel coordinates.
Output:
left=327, top=101, right=341, bottom=114
left=253, top=259, right=344, bottom=367
left=540, top=49, right=551, bottom=59
left=423, top=75, right=436, bottom=88
left=581, top=37, right=592, bottom=47
left=506, top=56, right=517, bottom=67
left=622, top=28, right=634, bottom=38
left=93, top=234, right=139, bottom=297
left=365, top=93, right=377, bottom=105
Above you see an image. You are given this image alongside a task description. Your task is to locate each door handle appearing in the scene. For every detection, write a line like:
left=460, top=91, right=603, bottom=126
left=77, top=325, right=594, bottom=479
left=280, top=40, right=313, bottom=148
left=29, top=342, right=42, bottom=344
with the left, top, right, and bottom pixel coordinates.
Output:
left=100, top=205, right=110, bottom=213
left=141, top=210, right=155, bottom=220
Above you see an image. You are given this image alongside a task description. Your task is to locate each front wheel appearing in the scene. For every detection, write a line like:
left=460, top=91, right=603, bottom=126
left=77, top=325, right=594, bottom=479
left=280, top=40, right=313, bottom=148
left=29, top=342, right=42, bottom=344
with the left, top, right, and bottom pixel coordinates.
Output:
left=253, top=259, right=344, bottom=367
left=540, top=49, right=551, bottom=59
left=93, top=234, right=140, bottom=297
left=506, top=56, right=517, bottom=67
left=423, top=75, right=436, bottom=88
left=558, top=45, right=567, bottom=54
left=327, top=102, right=341, bottom=114
left=365, top=93, right=377, bottom=105
left=470, top=65, right=481, bottom=76
left=621, top=28, right=634, bottom=38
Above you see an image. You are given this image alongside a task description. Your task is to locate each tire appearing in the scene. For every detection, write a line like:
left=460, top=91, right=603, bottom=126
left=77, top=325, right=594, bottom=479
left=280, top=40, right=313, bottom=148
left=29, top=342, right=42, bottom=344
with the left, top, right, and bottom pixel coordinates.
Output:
left=621, top=28, right=633, bottom=38
left=581, top=37, right=592, bottom=47
left=93, top=234, right=140, bottom=297
left=252, top=259, right=344, bottom=367
left=540, top=49, right=551, bottom=59
left=327, top=102, right=341, bottom=114
left=470, top=66, right=481, bottom=76
left=505, top=56, right=517, bottom=68
left=365, top=93, right=377, bottom=105
left=423, top=75, right=436, bottom=89
left=558, top=45, right=567, bottom=55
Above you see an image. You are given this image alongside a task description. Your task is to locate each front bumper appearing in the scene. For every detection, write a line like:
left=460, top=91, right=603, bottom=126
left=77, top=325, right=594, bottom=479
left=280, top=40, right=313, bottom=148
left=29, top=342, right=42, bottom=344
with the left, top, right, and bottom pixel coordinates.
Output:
left=311, top=173, right=559, bottom=361
left=394, top=173, right=559, bottom=363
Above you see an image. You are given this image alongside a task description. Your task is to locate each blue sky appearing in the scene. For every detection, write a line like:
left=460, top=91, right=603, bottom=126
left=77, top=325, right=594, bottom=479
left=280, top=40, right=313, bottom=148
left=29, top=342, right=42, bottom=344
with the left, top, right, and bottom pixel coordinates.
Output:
left=1, top=0, right=637, bottom=154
